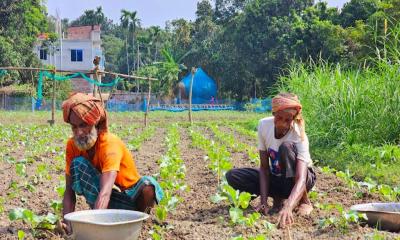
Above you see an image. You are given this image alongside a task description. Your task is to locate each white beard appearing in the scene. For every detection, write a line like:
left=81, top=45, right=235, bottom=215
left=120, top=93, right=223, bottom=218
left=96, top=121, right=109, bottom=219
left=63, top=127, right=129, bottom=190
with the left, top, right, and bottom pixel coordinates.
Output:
left=73, top=127, right=98, bottom=151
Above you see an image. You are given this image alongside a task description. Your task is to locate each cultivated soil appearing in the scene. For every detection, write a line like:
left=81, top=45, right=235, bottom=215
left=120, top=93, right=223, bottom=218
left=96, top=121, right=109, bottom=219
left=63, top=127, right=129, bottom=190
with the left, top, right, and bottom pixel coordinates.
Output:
left=0, top=113, right=399, bottom=239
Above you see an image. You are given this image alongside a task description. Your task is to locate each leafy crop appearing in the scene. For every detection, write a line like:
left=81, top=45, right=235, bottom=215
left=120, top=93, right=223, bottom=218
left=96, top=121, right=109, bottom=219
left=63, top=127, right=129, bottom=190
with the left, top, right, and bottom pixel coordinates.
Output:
left=317, top=203, right=367, bottom=233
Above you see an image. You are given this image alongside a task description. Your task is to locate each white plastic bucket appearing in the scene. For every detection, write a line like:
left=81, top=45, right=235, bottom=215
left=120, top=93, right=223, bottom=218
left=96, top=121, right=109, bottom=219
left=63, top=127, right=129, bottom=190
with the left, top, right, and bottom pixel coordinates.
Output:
left=64, top=209, right=149, bottom=240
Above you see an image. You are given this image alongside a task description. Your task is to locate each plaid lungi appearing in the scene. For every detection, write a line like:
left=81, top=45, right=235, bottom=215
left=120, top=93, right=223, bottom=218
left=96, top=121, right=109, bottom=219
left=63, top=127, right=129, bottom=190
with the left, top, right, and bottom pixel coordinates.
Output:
left=70, top=156, right=163, bottom=209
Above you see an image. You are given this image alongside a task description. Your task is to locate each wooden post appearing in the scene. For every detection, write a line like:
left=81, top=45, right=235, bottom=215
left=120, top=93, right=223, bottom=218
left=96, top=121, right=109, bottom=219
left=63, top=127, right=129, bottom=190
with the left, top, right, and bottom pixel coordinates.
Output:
left=144, top=78, right=151, bottom=126
left=2, top=92, right=5, bottom=109
left=92, top=72, right=96, bottom=97
left=188, top=67, right=196, bottom=125
left=137, top=43, right=140, bottom=93
left=106, top=76, right=117, bottom=110
left=48, top=70, right=56, bottom=126
left=94, top=69, right=104, bottom=105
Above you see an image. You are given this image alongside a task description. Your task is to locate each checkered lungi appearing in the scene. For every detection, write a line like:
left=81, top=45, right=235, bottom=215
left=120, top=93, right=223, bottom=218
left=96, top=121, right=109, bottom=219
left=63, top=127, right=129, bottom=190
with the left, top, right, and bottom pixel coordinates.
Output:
left=70, top=156, right=163, bottom=209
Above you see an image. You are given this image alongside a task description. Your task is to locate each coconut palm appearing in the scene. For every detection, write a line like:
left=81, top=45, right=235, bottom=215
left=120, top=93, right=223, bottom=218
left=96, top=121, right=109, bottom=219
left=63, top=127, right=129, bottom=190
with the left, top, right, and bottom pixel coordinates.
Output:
left=120, top=10, right=140, bottom=69
left=121, top=10, right=141, bottom=91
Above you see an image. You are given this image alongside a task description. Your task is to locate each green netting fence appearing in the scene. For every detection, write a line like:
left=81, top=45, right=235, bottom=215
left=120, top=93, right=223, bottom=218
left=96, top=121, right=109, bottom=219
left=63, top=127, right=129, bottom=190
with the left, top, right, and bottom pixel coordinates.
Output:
left=37, top=71, right=123, bottom=100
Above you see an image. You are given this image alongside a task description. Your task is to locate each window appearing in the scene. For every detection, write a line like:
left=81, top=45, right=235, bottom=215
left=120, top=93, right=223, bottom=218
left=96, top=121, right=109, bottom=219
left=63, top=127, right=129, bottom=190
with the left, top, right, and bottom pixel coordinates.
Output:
left=39, top=49, right=47, bottom=60
left=71, top=49, right=83, bottom=62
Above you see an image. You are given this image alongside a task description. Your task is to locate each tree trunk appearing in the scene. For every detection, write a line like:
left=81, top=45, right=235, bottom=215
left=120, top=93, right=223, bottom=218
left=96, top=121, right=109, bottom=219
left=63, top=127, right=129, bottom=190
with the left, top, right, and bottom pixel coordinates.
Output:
left=137, top=43, right=140, bottom=93
left=188, top=67, right=196, bottom=125
left=125, top=36, right=130, bottom=75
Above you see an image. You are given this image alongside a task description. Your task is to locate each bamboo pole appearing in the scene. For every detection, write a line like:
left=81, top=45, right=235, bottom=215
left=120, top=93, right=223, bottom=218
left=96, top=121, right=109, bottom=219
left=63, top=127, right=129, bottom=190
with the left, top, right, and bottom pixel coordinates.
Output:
left=188, top=67, right=196, bottom=125
left=92, top=57, right=102, bottom=103
left=91, top=73, right=96, bottom=97
left=0, top=67, right=158, bottom=81
left=97, top=81, right=104, bottom=105
left=48, top=70, right=56, bottom=126
left=92, top=66, right=98, bottom=97
left=106, top=76, right=117, bottom=110
left=94, top=68, right=104, bottom=104
left=144, top=78, right=151, bottom=127
left=1, top=62, right=158, bottom=123
left=102, top=71, right=158, bottom=81
left=2, top=92, right=5, bottom=109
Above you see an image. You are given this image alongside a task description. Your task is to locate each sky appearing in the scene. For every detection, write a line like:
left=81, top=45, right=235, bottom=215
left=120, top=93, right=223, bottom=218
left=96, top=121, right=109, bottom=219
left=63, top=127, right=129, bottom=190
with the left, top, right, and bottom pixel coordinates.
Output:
left=46, top=0, right=350, bottom=28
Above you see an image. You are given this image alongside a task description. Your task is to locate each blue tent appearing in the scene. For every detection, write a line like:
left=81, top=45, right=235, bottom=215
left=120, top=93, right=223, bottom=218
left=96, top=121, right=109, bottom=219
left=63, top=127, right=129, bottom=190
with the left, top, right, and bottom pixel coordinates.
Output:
left=179, top=68, right=217, bottom=104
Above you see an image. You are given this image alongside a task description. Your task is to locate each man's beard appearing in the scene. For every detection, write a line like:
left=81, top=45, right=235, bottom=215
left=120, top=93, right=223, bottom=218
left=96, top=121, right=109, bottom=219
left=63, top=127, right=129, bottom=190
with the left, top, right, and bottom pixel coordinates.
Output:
left=73, top=127, right=98, bottom=151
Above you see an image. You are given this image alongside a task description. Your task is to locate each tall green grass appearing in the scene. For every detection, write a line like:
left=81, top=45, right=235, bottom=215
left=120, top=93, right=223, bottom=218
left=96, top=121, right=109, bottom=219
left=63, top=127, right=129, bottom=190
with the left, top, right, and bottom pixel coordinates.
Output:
left=276, top=22, right=400, bottom=185
left=278, top=61, right=400, bottom=146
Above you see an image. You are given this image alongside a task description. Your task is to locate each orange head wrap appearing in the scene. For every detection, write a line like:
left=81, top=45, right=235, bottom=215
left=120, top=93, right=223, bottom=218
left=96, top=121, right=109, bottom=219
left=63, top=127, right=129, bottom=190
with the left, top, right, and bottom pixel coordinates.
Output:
left=272, top=93, right=305, bottom=140
left=62, top=92, right=108, bottom=134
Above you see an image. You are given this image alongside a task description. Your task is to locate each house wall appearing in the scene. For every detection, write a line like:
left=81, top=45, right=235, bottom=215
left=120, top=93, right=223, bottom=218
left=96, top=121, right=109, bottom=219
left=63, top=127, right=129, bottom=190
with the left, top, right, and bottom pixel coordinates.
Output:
left=34, top=40, right=101, bottom=71
left=34, top=25, right=103, bottom=94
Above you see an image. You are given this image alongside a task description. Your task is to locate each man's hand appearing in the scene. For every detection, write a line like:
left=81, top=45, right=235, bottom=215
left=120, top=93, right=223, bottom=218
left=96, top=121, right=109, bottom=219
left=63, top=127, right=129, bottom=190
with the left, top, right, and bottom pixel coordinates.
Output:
left=94, top=193, right=111, bottom=209
left=253, top=201, right=268, bottom=215
left=94, top=171, right=118, bottom=209
left=276, top=160, right=308, bottom=228
left=59, top=219, right=72, bottom=235
left=62, top=174, right=76, bottom=235
left=277, top=207, right=294, bottom=228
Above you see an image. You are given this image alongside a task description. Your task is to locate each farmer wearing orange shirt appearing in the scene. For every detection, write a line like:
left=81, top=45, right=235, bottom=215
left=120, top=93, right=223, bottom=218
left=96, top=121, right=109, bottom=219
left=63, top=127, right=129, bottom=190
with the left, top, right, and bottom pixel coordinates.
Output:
left=60, top=93, right=163, bottom=233
left=226, top=93, right=316, bottom=228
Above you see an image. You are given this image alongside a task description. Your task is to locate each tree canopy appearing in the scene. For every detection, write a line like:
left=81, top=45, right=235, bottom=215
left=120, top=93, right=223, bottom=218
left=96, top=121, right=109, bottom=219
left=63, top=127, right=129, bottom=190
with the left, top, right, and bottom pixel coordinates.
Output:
left=2, top=0, right=400, bottom=100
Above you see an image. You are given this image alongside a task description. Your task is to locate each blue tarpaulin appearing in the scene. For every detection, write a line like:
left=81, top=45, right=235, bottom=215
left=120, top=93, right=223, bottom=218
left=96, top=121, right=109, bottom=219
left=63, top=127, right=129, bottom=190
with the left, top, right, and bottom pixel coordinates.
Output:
left=180, top=68, right=217, bottom=104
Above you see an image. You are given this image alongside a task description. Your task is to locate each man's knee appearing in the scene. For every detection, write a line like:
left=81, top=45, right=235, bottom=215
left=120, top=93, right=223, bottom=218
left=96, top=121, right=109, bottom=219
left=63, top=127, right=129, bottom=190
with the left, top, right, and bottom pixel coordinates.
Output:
left=141, top=185, right=155, bottom=198
left=279, top=142, right=296, bottom=154
left=225, top=169, right=236, bottom=185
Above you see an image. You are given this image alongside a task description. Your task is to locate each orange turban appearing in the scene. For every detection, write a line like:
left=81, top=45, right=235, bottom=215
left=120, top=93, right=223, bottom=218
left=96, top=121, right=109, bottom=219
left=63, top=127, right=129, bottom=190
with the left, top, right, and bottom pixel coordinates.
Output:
left=272, top=93, right=305, bottom=140
left=272, top=93, right=302, bottom=114
left=62, top=92, right=108, bottom=134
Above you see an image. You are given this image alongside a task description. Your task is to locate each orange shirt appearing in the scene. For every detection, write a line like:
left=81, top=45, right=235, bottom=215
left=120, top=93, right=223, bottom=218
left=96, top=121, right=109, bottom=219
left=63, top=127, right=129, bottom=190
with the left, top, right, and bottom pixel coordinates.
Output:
left=65, top=132, right=140, bottom=190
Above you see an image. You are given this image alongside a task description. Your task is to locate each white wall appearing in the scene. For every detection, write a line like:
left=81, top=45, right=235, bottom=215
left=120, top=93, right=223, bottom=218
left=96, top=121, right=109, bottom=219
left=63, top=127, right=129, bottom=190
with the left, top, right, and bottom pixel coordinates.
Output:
left=34, top=39, right=104, bottom=71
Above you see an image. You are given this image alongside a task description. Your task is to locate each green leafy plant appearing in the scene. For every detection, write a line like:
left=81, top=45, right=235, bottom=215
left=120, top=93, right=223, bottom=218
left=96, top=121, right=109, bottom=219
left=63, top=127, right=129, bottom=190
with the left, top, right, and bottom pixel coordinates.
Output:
left=209, top=124, right=259, bottom=164
left=9, top=208, right=58, bottom=237
left=151, top=124, right=186, bottom=238
left=317, top=203, right=367, bottom=233
left=212, top=184, right=259, bottom=226
left=127, top=126, right=156, bottom=151
left=232, top=235, right=268, bottom=240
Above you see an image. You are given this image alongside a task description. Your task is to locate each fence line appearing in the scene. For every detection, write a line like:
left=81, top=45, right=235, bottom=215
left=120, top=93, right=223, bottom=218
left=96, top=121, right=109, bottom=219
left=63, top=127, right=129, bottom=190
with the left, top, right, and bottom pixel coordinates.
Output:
left=0, top=95, right=271, bottom=112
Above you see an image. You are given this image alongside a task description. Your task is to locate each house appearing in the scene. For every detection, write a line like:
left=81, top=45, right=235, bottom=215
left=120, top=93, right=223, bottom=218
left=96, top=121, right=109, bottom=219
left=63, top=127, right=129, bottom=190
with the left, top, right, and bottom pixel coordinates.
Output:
left=34, top=25, right=104, bottom=93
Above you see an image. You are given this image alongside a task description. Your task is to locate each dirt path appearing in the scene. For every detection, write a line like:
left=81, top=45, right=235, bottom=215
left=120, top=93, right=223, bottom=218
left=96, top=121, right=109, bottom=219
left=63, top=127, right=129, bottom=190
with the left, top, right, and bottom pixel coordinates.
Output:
left=133, top=127, right=164, bottom=175
left=163, top=126, right=238, bottom=239
left=135, top=127, right=166, bottom=239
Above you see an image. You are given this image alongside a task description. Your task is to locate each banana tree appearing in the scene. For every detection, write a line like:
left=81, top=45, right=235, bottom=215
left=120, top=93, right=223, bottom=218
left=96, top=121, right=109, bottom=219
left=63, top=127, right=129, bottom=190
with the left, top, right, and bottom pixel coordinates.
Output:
left=154, top=47, right=196, bottom=98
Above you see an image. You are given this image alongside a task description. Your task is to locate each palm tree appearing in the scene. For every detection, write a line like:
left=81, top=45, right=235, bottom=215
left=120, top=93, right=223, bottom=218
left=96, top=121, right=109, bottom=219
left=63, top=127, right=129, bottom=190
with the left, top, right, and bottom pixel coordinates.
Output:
left=120, top=10, right=131, bottom=76
left=120, top=10, right=140, bottom=68
left=94, top=6, right=104, bottom=25
left=120, top=10, right=141, bottom=91
left=149, top=26, right=162, bottom=61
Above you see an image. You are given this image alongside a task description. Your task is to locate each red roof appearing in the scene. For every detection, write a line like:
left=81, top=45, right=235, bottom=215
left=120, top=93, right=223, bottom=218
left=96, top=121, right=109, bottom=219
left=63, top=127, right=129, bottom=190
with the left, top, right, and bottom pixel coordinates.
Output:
left=67, top=25, right=101, bottom=40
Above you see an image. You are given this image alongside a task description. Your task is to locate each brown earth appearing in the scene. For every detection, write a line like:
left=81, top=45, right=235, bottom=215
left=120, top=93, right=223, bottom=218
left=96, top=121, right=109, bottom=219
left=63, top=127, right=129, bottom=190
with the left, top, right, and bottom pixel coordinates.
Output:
left=0, top=115, right=399, bottom=239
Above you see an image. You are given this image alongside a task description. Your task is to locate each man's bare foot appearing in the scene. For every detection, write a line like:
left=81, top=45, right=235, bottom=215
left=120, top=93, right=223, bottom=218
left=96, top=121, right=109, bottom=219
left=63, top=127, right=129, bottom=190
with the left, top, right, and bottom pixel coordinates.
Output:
left=294, top=190, right=313, bottom=216
left=297, top=203, right=313, bottom=216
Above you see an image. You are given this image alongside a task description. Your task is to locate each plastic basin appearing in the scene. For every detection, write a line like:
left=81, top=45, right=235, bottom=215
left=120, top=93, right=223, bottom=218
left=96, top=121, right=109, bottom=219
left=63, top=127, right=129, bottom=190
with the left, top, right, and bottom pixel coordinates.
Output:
left=350, top=202, right=400, bottom=232
left=64, top=209, right=149, bottom=240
